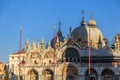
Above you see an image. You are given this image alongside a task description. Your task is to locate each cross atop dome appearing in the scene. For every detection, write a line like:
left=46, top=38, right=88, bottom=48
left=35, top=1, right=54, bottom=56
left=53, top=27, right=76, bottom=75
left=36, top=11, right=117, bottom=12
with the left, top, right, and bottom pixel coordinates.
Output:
left=88, top=11, right=96, bottom=26
left=90, top=11, right=94, bottom=19
left=81, top=10, right=85, bottom=17
left=58, top=21, right=61, bottom=31
left=81, top=10, right=86, bottom=26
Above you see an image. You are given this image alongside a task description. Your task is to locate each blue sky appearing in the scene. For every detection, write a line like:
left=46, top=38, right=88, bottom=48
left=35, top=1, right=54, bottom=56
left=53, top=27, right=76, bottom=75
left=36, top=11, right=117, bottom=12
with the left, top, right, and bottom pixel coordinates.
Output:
left=0, top=0, right=120, bottom=63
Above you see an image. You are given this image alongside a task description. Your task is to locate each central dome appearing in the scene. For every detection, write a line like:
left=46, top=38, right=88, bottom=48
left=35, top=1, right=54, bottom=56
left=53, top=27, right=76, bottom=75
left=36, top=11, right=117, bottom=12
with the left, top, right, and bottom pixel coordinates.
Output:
left=71, top=17, right=106, bottom=48
left=71, top=26, right=88, bottom=44
left=71, top=17, right=88, bottom=45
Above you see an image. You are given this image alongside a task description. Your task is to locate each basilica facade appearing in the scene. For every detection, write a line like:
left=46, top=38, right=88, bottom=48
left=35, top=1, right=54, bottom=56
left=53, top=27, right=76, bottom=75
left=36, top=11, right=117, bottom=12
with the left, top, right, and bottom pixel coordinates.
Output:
left=9, top=14, right=120, bottom=80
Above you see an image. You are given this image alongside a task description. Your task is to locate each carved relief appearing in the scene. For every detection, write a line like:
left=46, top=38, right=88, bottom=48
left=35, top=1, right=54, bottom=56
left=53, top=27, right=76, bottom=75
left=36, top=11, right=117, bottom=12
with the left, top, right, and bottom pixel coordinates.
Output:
left=44, top=51, right=54, bottom=58
left=30, top=52, right=39, bottom=59
left=67, top=39, right=74, bottom=45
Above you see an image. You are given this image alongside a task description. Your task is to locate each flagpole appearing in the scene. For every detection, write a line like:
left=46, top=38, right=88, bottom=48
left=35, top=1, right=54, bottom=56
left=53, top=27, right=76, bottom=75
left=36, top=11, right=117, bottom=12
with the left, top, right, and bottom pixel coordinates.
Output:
left=88, top=27, right=91, bottom=75
left=54, top=26, right=56, bottom=79
left=20, top=26, right=22, bottom=53
left=19, top=26, right=22, bottom=80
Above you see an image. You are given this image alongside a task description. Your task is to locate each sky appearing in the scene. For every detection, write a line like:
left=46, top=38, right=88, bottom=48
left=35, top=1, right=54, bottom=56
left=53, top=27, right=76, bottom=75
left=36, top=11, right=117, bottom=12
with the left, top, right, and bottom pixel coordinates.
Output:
left=0, top=0, right=120, bottom=63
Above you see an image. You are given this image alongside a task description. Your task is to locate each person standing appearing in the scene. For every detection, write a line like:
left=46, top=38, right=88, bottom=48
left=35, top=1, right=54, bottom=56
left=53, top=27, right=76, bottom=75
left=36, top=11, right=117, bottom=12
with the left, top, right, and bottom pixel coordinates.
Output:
left=10, top=73, right=16, bottom=80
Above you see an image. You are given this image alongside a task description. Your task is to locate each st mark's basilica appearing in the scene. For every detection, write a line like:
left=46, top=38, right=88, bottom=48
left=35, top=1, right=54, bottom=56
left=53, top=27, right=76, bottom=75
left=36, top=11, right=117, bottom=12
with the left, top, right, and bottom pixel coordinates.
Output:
left=9, top=12, right=120, bottom=80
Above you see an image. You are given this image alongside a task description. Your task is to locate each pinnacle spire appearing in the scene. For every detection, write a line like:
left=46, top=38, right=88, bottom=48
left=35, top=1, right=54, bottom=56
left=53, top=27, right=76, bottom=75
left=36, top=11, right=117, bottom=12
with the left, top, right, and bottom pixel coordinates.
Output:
left=57, top=21, right=62, bottom=36
left=32, top=40, right=36, bottom=49
left=41, top=37, right=44, bottom=44
left=25, top=38, right=29, bottom=45
left=41, top=37, right=44, bottom=49
left=37, top=42, right=40, bottom=48
left=69, top=26, right=72, bottom=38
left=25, top=38, right=30, bottom=49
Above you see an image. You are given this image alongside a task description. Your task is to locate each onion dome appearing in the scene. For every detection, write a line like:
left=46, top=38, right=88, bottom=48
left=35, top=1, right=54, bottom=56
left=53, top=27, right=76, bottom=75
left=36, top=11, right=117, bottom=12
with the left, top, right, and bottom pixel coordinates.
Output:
left=71, top=26, right=87, bottom=44
left=86, top=27, right=105, bottom=48
left=81, top=17, right=86, bottom=26
left=71, top=14, right=106, bottom=48
left=88, top=18, right=96, bottom=26
left=81, top=10, right=86, bottom=26
left=51, top=22, right=65, bottom=48
left=71, top=16, right=87, bottom=44
left=87, top=17, right=105, bottom=48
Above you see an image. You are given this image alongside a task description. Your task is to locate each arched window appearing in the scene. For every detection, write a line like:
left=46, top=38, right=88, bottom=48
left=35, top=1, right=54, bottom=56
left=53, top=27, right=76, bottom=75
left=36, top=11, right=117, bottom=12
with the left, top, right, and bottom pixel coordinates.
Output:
left=85, top=69, right=98, bottom=80
left=101, top=69, right=114, bottom=80
left=62, top=48, right=80, bottom=62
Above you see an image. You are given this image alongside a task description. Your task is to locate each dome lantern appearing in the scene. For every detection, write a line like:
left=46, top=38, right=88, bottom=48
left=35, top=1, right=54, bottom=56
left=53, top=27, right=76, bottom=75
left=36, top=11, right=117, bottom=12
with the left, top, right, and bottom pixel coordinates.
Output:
left=88, top=18, right=96, bottom=26
left=88, top=11, right=96, bottom=26
left=81, top=10, right=86, bottom=26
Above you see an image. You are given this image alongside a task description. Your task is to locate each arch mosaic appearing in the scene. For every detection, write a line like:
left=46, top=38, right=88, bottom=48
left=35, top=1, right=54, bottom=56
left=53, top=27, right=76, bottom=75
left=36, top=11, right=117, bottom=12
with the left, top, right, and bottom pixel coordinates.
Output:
left=44, top=51, right=54, bottom=58
left=58, top=44, right=80, bottom=62
left=30, top=52, right=40, bottom=59
left=62, top=47, right=80, bottom=62
left=42, top=69, right=54, bottom=80
left=62, top=64, right=78, bottom=80
left=27, top=69, right=39, bottom=80
left=60, top=45, right=80, bottom=55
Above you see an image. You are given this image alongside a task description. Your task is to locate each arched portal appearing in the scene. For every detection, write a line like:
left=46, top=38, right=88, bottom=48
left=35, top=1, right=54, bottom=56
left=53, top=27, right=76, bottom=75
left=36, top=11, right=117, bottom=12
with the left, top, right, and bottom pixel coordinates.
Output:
left=62, top=48, right=80, bottom=62
left=27, top=69, right=38, bottom=80
left=85, top=69, right=98, bottom=80
left=42, top=69, right=54, bottom=80
left=101, top=69, right=114, bottom=80
left=62, top=64, right=78, bottom=80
